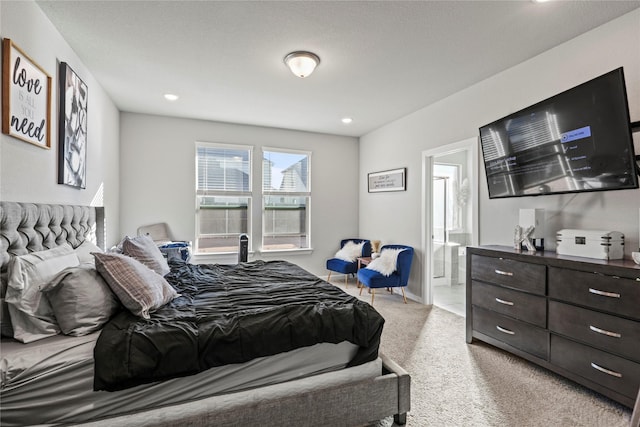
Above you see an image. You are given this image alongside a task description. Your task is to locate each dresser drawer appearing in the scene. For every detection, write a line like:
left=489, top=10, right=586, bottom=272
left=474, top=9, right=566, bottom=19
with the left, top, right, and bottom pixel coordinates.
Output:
left=549, top=301, right=640, bottom=363
left=471, top=255, right=545, bottom=294
left=472, top=281, right=546, bottom=328
left=473, top=306, right=548, bottom=359
left=548, top=267, right=640, bottom=320
left=550, top=335, right=640, bottom=400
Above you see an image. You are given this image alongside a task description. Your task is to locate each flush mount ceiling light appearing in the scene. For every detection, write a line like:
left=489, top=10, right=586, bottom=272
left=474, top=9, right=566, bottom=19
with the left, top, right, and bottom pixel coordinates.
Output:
left=163, top=93, right=179, bottom=101
left=341, top=117, right=353, bottom=124
left=284, top=51, right=320, bottom=78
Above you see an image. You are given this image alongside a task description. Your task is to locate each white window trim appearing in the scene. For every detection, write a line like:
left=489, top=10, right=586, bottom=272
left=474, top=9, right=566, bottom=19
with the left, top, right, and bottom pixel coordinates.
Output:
left=261, top=147, right=312, bottom=253
left=195, top=141, right=253, bottom=255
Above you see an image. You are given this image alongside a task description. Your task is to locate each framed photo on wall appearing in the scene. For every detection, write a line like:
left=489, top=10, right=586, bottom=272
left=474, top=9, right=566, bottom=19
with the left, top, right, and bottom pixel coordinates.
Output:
left=368, top=167, right=406, bottom=193
left=1, top=38, right=52, bottom=148
left=58, top=62, right=88, bottom=189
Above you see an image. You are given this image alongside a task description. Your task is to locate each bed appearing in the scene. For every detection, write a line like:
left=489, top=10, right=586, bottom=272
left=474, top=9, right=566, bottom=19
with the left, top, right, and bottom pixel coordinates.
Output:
left=0, top=201, right=410, bottom=426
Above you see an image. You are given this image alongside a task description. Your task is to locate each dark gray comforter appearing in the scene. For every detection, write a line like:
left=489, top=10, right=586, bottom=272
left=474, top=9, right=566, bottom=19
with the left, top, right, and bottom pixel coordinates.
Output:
left=94, top=260, right=384, bottom=391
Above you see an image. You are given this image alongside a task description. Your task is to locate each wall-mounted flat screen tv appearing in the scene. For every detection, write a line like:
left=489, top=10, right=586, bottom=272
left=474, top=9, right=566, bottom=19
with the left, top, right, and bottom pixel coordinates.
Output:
left=479, top=68, right=638, bottom=199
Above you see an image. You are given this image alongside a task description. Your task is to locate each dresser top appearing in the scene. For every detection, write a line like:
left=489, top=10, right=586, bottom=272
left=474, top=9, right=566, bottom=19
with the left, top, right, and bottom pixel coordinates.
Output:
left=469, top=245, right=640, bottom=276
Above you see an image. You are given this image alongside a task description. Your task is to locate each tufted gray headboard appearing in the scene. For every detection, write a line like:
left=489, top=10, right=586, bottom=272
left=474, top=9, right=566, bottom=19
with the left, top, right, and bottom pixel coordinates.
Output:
left=0, top=202, right=105, bottom=337
left=0, top=201, right=105, bottom=279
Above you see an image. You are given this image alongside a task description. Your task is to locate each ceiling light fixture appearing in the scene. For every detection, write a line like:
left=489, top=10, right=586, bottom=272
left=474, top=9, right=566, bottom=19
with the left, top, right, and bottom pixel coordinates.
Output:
left=164, top=93, right=179, bottom=101
left=284, top=51, right=320, bottom=78
left=341, top=117, right=353, bottom=124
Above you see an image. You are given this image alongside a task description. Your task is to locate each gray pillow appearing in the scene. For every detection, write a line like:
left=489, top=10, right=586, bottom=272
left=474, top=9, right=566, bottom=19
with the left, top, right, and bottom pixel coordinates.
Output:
left=122, top=235, right=170, bottom=276
left=93, top=252, right=179, bottom=319
left=41, top=266, right=121, bottom=336
left=6, top=244, right=80, bottom=343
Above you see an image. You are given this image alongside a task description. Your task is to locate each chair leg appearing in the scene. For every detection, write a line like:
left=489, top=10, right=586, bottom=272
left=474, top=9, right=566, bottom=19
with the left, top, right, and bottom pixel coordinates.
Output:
left=371, top=289, right=375, bottom=304
left=327, top=271, right=332, bottom=282
left=359, top=286, right=364, bottom=296
left=344, top=274, right=348, bottom=288
left=401, top=287, right=407, bottom=304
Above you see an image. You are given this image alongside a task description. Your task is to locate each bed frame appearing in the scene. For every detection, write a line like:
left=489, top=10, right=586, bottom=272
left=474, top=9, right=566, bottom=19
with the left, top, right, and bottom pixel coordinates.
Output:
left=0, top=201, right=410, bottom=426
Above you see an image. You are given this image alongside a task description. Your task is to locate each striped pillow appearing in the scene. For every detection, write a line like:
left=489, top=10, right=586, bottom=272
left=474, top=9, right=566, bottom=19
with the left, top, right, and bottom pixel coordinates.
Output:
left=93, top=252, right=178, bottom=319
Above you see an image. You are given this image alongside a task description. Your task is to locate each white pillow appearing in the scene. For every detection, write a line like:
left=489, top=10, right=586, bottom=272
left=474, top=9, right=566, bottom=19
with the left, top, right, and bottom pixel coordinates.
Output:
left=5, top=243, right=80, bottom=342
left=365, top=248, right=404, bottom=277
left=334, top=240, right=365, bottom=263
left=74, top=239, right=103, bottom=265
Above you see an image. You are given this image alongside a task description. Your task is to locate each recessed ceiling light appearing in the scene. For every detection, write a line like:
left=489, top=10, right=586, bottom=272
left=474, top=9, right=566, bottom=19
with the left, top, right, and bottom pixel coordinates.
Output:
left=532, top=0, right=551, bottom=3
left=164, top=93, right=179, bottom=101
left=341, top=117, right=353, bottom=124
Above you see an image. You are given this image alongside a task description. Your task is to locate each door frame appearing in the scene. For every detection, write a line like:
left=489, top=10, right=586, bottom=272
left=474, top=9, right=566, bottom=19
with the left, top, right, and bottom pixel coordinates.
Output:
left=421, top=137, right=479, bottom=305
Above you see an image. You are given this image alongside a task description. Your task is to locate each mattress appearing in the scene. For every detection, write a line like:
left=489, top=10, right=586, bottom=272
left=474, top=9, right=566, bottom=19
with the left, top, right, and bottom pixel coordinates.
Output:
left=1, top=333, right=379, bottom=426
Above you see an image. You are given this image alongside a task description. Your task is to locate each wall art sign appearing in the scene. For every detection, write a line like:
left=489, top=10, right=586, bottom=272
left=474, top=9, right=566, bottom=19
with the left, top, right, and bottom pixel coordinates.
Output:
left=58, top=62, right=88, bottom=189
left=1, top=38, right=52, bottom=148
left=368, top=167, right=406, bottom=193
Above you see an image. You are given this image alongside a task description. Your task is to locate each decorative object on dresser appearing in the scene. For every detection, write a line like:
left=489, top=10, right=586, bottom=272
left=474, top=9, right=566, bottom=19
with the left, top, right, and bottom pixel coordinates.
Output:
left=58, top=62, right=88, bottom=188
left=513, top=225, right=535, bottom=252
left=1, top=38, right=51, bottom=148
left=518, top=208, right=545, bottom=250
left=466, top=245, right=640, bottom=408
left=556, top=229, right=624, bottom=260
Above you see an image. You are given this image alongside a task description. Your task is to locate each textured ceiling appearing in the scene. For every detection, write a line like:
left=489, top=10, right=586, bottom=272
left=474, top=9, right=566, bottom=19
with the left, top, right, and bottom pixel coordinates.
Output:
left=36, top=1, right=640, bottom=137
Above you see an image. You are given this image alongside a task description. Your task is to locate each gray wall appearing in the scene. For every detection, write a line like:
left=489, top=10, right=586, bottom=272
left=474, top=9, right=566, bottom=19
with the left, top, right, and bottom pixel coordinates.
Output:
left=360, top=10, right=640, bottom=298
left=0, top=1, right=121, bottom=247
left=119, top=113, right=359, bottom=276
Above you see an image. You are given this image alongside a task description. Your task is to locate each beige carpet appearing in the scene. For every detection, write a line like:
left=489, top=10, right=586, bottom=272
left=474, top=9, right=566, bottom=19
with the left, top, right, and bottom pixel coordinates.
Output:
left=337, top=281, right=633, bottom=427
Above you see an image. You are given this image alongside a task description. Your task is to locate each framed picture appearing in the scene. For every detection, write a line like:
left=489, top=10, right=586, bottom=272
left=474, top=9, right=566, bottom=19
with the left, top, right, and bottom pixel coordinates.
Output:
left=58, top=62, right=88, bottom=189
left=1, top=38, right=52, bottom=148
left=368, top=168, right=406, bottom=193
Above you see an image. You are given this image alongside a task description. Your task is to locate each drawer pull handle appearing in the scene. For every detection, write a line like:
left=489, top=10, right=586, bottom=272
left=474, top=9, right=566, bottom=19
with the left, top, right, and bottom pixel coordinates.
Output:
left=588, top=288, right=620, bottom=298
left=590, top=362, right=622, bottom=378
left=495, top=297, right=514, bottom=306
left=589, top=325, right=621, bottom=338
left=496, top=325, right=515, bottom=335
left=495, top=269, right=514, bottom=277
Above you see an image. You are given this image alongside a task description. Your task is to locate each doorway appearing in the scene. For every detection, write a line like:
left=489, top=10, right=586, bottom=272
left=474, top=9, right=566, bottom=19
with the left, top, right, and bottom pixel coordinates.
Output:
left=421, top=137, right=479, bottom=316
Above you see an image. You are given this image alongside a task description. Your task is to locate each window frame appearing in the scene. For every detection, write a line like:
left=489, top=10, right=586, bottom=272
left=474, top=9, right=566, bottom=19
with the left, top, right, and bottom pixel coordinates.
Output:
left=261, top=147, right=312, bottom=252
left=195, top=141, right=253, bottom=255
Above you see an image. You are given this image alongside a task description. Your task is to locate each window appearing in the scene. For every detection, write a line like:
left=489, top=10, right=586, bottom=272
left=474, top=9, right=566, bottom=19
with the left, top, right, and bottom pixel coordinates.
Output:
left=262, top=148, right=311, bottom=251
left=196, top=142, right=252, bottom=254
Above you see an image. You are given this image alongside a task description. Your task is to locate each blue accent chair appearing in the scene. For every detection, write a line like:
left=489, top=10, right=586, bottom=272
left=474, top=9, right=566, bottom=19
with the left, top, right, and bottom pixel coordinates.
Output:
left=326, top=239, right=371, bottom=288
left=358, top=244, right=414, bottom=304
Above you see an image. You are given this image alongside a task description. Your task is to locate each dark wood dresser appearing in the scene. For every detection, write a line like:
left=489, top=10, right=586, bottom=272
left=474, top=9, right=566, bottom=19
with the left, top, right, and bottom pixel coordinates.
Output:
left=466, top=245, right=640, bottom=407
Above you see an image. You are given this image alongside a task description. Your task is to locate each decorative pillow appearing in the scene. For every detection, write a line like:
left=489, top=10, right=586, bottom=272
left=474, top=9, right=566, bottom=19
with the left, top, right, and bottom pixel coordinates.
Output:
left=365, top=248, right=404, bottom=277
left=122, top=235, right=171, bottom=276
left=74, top=239, right=104, bottom=265
left=334, top=240, right=365, bottom=263
left=93, top=252, right=179, bottom=319
left=41, top=265, right=120, bottom=336
left=5, top=244, right=80, bottom=343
